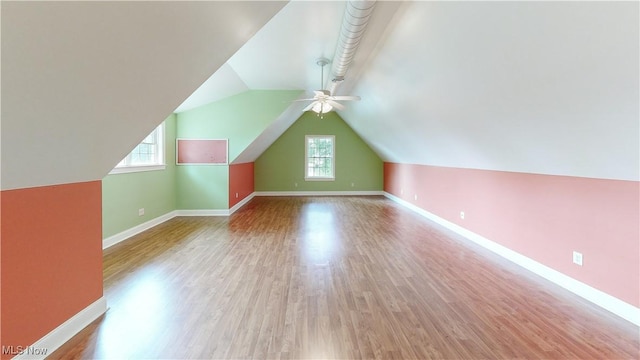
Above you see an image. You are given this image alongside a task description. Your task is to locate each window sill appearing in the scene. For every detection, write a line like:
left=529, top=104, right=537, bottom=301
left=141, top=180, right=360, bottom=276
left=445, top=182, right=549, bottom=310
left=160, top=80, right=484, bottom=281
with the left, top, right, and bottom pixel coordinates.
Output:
left=109, top=164, right=166, bottom=175
left=304, top=177, right=335, bottom=182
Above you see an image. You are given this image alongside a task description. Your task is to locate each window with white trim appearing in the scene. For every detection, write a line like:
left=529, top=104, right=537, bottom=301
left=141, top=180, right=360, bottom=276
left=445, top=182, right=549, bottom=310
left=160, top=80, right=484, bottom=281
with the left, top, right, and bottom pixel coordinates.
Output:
left=305, top=135, right=335, bottom=181
left=110, top=123, right=165, bottom=174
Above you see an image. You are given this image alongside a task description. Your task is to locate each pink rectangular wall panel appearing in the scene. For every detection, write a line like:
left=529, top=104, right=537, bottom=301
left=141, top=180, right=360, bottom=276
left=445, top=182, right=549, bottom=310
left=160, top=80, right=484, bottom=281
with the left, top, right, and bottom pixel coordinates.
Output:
left=384, top=162, right=640, bottom=307
left=177, top=139, right=227, bottom=164
left=229, top=162, right=255, bottom=208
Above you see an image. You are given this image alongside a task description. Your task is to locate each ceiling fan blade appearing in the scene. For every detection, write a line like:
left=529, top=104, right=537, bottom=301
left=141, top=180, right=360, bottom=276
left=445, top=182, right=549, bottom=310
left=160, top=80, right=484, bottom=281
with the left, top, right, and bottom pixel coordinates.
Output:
left=330, top=95, right=361, bottom=101
left=293, top=98, right=316, bottom=102
left=302, top=101, right=318, bottom=112
left=326, top=99, right=346, bottom=111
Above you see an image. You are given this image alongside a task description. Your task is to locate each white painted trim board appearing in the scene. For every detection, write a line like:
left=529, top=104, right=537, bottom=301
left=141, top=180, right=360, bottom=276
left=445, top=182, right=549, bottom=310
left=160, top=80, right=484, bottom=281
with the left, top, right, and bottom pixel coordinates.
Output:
left=230, top=192, right=256, bottom=215
left=254, top=190, right=384, bottom=197
left=174, top=209, right=230, bottom=217
left=12, top=297, right=107, bottom=360
left=103, top=191, right=381, bottom=249
left=102, top=194, right=260, bottom=249
left=383, top=192, right=640, bottom=326
left=103, top=211, right=177, bottom=249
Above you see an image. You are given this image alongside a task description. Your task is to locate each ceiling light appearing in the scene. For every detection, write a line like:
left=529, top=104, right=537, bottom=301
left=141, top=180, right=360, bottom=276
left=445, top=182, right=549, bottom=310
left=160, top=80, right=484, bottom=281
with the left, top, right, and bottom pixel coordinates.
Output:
left=311, top=102, right=333, bottom=114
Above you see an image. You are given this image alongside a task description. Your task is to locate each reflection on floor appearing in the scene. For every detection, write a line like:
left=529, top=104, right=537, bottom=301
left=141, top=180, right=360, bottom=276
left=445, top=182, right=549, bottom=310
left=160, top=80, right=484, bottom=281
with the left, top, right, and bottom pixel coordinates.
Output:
left=51, top=196, right=639, bottom=359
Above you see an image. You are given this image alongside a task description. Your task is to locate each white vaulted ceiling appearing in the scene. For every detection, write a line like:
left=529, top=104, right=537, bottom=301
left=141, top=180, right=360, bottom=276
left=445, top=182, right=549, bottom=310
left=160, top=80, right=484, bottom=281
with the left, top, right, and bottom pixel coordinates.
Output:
left=2, top=1, right=638, bottom=190
left=176, top=1, right=402, bottom=112
left=1, top=1, right=286, bottom=190
left=340, top=1, right=639, bottom=181
left=178, top=1, right=639, bottom=182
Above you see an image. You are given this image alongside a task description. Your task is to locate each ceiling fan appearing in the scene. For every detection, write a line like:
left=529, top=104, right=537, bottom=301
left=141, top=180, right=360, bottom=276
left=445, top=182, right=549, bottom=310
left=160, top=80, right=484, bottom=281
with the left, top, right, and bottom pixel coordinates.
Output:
left=296, top=58, right=360, bottom=118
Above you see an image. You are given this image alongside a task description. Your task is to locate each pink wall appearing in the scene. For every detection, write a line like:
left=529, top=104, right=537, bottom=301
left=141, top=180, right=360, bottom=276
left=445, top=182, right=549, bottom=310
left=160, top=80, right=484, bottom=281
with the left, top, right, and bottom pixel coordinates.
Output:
left=384, top=162, right=639, bottom=307
left=1, top=181, right=104, bottom=356
left=229, top=162, right=255, bottom=208
left=177, top=139, right=227, bottom=164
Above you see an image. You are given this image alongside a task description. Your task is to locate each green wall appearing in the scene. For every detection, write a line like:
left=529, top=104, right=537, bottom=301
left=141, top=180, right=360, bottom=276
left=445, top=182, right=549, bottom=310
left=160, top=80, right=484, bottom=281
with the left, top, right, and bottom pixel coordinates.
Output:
left=176, top=90, right=301, bottom=209
left=102, top=90, right=380, bottom=237
left=255, top=111, right=383, bottom=191
left=102, top=114, right=177, bottom=238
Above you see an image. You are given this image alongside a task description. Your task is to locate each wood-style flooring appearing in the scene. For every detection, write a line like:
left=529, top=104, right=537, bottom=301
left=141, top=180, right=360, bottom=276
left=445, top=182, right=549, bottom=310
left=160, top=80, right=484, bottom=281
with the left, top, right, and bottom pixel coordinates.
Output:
left=50, top=196, right=639, bottom=359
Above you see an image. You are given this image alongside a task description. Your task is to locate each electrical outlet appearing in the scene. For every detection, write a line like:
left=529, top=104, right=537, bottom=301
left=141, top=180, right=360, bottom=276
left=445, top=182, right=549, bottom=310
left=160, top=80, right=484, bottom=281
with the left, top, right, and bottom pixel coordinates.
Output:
left=138, top=208, right=145, bottom=216
left=460, top=211, right=465, bottom=219
left=235, top=192, right=239, bottom=198
left=351, top=182, right=355, bottom=187
left=572, top=251, right=583, bottom=266
left=414, top=194, right=418, bottom=201
left=400, top=189, right=404, bottom=195
left=294, top=182, right=298, bottom=187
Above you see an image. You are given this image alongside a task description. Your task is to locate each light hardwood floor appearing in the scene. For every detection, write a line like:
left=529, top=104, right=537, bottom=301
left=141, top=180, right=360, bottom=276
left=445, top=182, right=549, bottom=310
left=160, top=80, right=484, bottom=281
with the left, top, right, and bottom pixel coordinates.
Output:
left=51, top=196, right=639, bottom=359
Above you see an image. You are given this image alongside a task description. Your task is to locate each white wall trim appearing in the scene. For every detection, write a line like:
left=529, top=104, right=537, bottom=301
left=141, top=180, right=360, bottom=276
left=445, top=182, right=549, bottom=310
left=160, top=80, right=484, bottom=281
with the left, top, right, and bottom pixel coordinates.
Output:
left=13, top=297, right=107, bottom=360
left=255, top=190, right=384, bottom=197
left=108, top=164, right=166, bottom=175
left=103, top=197, right=258, bottom=250
left=174, top=209, right=230, bottom=216
left=104, top=191, right=380, bottom=249
left=104, top=191, right=379, bottom=250
left=103, top=211, right=177, bottom=249
left=229, top=192, right=256, bottom=215
left=383, top=192, right=640, bottom=326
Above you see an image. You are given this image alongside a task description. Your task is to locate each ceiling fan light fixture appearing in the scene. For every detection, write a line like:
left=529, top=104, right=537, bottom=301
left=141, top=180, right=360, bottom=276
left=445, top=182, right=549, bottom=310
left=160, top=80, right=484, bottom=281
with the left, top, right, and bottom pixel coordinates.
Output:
left=311, top=102, right=333, bottom=114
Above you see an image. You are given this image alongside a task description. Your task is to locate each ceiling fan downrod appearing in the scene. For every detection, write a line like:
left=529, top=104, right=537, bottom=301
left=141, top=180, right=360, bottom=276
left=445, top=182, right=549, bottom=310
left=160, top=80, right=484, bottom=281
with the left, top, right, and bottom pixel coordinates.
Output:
left=316, top=58, right=330, bottom=118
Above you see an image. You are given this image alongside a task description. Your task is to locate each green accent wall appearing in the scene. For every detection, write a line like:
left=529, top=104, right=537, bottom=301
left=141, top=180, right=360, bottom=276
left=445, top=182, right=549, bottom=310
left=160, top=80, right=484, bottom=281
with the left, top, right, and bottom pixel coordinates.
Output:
left=102, top=91, right=377, bottom=236
left=176, top=90, right=301, bottom=209
left=102, top=114, right=177, bottom=238
left=255, top=111, right=383, bottom=191
left=176, top=166, right=228, bottom=210
left=176, top=90, right=302, bottom=160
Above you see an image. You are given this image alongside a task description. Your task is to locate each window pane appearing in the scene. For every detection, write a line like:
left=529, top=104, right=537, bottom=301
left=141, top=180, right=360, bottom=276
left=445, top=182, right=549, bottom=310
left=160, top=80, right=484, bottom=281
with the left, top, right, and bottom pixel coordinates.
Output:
left=115, top=123, right=164, bottom=169
left=305, top=135, right=334, bottom=180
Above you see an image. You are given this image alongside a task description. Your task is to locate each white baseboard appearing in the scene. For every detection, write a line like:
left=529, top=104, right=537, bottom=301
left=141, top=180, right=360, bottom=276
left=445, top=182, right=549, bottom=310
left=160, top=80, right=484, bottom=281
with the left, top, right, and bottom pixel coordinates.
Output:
left=174, top=209, right=230, bottom=216
left=103, top=211, right=177, bottom=249
left=254, top=190, right=384, bottom=197
left=383, top=192, right=640, bottom=326
left=102, top=197, right=259, bottom=250
left=12, top=297, right=107, bottom=360
left=104, top=192, right=377, bottom=249
left=229, top=192, right=256, bottom=215
left=104, top=191, right=381, bottom=250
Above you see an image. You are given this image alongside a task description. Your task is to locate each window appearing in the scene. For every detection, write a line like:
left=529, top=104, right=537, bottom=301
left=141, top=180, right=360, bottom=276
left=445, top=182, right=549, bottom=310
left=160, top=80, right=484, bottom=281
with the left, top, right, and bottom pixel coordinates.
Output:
left=110, top=123, right=165, bottom=174
left=305, top=135, right=335, bottom=180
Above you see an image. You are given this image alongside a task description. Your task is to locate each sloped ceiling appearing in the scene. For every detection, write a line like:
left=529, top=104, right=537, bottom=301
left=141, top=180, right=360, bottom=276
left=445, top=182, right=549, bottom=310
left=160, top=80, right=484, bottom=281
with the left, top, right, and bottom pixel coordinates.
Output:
left=174, top=1, right=347, bottom=113
left=3, top=1, right=637, bottom=191
left=175, top=64, right=249, bottom=113
left=1, top=1, right=286, bottom=190
left=341, top=1, right=639, bottom=181
left=179, top=1, right=638, bottom=182
left=176, top=1, right=403, bottom=167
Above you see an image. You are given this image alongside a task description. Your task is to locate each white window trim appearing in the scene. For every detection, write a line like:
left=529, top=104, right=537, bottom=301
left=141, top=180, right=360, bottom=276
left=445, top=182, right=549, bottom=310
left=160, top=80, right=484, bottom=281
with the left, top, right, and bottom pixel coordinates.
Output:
left=109, top=122, right=166, bottom=175
left=305, top=135, right=335, bottom=181
left=109, top=164, right=166, bottom=175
